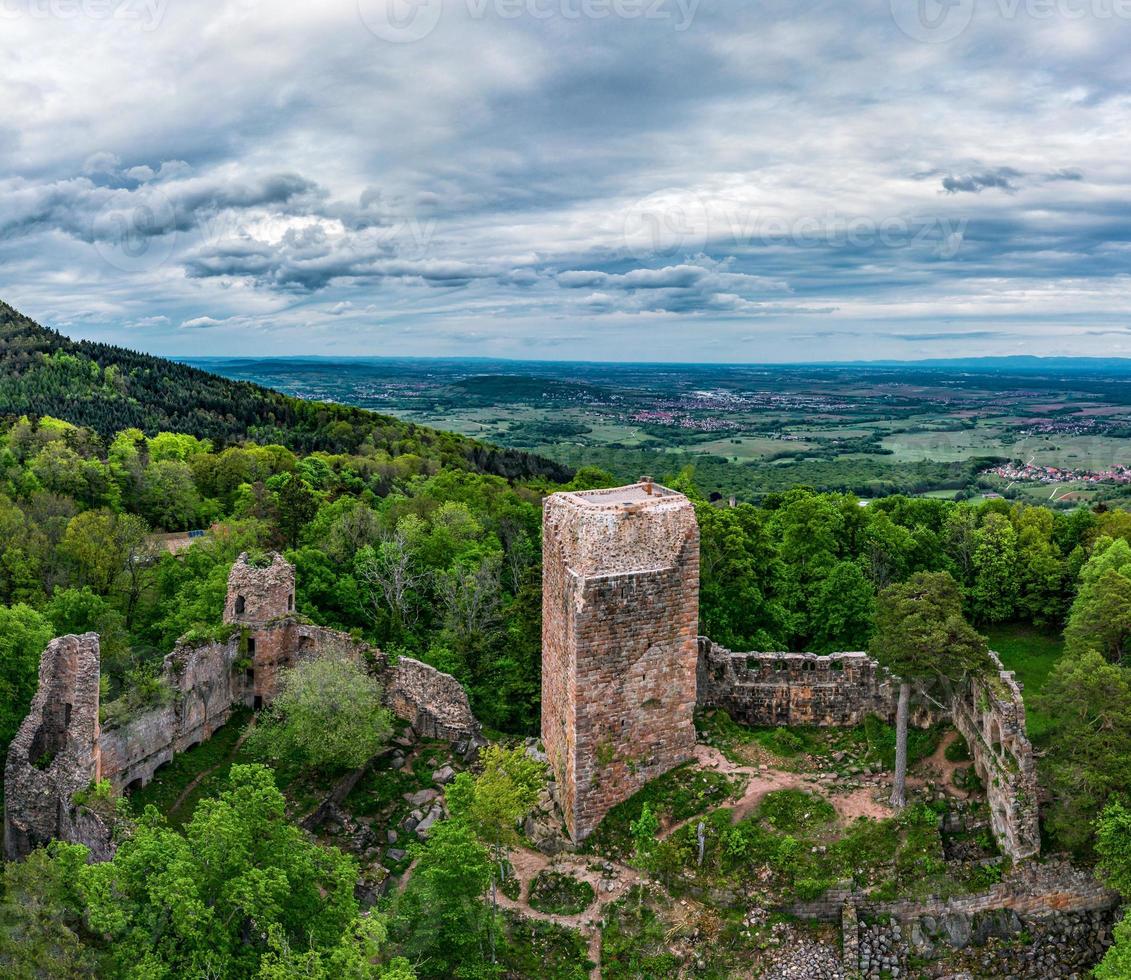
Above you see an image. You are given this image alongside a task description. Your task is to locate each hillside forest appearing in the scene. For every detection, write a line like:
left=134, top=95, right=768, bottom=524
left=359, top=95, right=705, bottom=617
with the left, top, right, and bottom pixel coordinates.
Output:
left=0, top=307, right=1129, bottom=977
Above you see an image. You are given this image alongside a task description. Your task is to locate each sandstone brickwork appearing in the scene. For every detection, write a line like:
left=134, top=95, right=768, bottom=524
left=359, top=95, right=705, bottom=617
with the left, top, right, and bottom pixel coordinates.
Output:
left=5, top=554, right=480, bottom=861
left=696, top=638, right=1041, bottom=861
left=99, top=636, right=244, bottom=793
left=3, top=633, right=112, bottom=861
left=951, top=654, right=1041, bottom=861
left=224, top=551, right=295, bottom=625
left=542, top=482, right=700, bottom=841
left=383, top=655, right=482, bottom=741
left=697, top=639, right=899, bottom=726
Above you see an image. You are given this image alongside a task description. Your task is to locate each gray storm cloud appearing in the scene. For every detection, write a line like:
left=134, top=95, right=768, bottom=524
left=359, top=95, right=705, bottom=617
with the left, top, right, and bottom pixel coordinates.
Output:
left=0, top=2, right=1129, bottom=360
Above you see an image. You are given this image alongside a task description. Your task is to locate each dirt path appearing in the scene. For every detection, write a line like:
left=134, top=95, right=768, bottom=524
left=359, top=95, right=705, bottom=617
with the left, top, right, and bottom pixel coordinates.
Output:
left=497, top=847, right=642, bottom=979
left=907, top=729, right=970, bottom=800
left=493, top=742, right=896, bottom=978
left=688, top=744, right=893, bottom=828
left=168, top=723, right=254, bottom=820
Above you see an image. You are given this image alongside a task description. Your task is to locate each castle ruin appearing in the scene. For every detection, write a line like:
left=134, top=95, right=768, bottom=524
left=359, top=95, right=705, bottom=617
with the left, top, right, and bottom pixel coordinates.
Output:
left=542, top=480, right=700, bottom=840
left=543, top=482, right=1040, bottom=860
left=7, top=487, right=1043, bottom=866
left=4, top=552, right=480, bottom=861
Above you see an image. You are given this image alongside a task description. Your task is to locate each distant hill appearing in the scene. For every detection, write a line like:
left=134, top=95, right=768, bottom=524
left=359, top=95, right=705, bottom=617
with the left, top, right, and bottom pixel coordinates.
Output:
left=0, top=302, right=571, bottom=483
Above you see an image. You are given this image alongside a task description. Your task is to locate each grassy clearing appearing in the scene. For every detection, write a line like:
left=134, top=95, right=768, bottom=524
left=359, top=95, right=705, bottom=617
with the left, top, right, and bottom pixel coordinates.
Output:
left=527, top=871, right=596, bottom=916
left=984, top=623, right=1063, bottom=745
left=654, top=799, right=997, bottom=906
left=696, top=709, right=941, bottom=773
left=584, top=763, right=743, bottom=859
left=757, top=789, right=836, bottom=836
left=128, top=707, right=252, bottom=821
left=500, top=912, right=593, bottom=979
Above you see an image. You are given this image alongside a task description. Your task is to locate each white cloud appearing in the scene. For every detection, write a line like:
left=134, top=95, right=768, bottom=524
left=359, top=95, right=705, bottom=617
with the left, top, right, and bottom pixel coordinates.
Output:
left=0, top=2, right=1130, bottom=358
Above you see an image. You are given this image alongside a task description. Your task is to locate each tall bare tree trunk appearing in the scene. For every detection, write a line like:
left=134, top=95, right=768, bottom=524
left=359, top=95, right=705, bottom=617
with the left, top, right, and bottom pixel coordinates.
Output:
left=890, top=682, right=910, bottom=808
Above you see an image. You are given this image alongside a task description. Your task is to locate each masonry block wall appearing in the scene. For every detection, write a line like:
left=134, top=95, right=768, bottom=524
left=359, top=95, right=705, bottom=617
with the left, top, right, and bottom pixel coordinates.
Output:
left=542, top=482, right=700, bottom=841
left=697, top=639, right=899, bottom=726
left=224, top=552, right=295, bottom=625
left=5, top=554, right=480, bottom=861
left=950, top=656, right=1041, bottom=860
left=697, top=638, right=1041, bottom=861
left=3, top=634, right=111, bottom=861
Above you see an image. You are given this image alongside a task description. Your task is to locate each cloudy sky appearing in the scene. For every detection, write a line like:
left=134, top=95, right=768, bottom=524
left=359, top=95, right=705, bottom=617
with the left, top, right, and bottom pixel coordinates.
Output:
left=2, top=0, right=1130, bottom=361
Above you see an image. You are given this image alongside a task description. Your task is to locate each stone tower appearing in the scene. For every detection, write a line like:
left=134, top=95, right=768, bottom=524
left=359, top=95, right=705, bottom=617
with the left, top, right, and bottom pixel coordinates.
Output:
left=542, top=480, right=700, bottom=841
left=4, top=633, right=112, bottom=861
left=225, top=552, right=296, bottom=707
left=224, top=552, right=295, bottom=626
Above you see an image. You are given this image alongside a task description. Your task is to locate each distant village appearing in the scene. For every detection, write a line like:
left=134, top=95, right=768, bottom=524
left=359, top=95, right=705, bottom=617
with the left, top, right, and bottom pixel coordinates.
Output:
left=984, top=461, right=1131, bottom=485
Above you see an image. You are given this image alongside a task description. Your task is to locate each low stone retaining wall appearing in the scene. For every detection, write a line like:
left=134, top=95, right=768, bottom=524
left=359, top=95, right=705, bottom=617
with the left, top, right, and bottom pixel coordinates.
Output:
left=697, top=639, right=898, bottom=727
left=843, top=861, right=1121, bottom=979
left=695, top=638, right=1040, bottom=862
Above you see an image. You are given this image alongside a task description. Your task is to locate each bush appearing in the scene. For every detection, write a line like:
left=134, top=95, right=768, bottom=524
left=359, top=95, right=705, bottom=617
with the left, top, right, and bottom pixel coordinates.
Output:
left=758, top=789, right=836, bottom=834
left=944, top=735, right=972, bottom=762
left=584, top=763, right=739, bottom=858
left=501, top=912, right=593, bottom=979
left=864, top=715, right=941, bottom=769
left=527, top=871, right=595, bottom=916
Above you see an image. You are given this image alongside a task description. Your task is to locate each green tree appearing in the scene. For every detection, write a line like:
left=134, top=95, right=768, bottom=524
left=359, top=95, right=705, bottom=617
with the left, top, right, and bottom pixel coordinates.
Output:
left=274, top=473, right=319, bottom=549
left=45, top=587, right=131, bottom=682
left=807, top=560, right=875, bottom=653
left=246, top=649, right=392, bottom=774
left=1095, top=798, right=1131, bottom=980
left=60, top=509, right=147, bottom=597
left=1038, top=652, right=1131, bottom=851
left=0, top=841, right=95, bottom=979
left=970, top=512, right=1019, bottom=624
left=629, top=803, right=660, bottom=874
left=870, top=572, right=990, bottom=807
left=1095, top=918, right=1131, bottom=979
left=0, top=603, right=55, bottom=755
left=697, top=503, right=787, bottom=650
left=1096, top=798, right=1131, bottom=895
left=80, top=765, right=360, bottom=978
left=446, top=744, right=543, bottom=932
left=138, top=459, right=201, bottom=531
left=1064, top=537, right=1131, bottom=663
left=393, top=819, right=495, bottom=979
left=256, top=917, right=415, bottom=980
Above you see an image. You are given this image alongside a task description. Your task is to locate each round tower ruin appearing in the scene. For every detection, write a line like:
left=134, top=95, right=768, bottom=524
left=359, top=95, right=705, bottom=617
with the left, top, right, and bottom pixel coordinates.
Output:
left=224, top=552, right=295, bottom=626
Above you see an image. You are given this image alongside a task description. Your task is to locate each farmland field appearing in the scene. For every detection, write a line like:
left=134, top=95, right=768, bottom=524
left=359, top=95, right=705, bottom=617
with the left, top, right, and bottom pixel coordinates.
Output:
left=186, top=356, right=1131, bottom=507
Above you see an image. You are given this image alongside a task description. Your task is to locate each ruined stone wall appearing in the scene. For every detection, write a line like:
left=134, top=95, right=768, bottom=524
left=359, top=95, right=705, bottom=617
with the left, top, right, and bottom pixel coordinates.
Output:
left=950, top=653, right=1041, bottom=861
left=224, top=552, right=295, bottom=625
left=5, top=554, right=481, bottom=860
left=696, top=639, right=1039, bottom=861
left=697, top=639, right=899, bottom=727
left=382, top=655, right=482, bottom=742
left=542, top=483, right=700, bottom=841
left=245, top=620, right=369, bottom=705
left=3, top=634, right=111, bottom=861
left=845, top=861, right=1120, bottom=977
left=99, top=637, right=244, bottom=792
